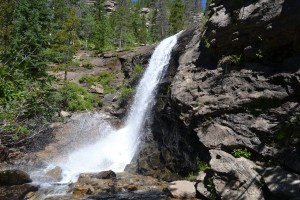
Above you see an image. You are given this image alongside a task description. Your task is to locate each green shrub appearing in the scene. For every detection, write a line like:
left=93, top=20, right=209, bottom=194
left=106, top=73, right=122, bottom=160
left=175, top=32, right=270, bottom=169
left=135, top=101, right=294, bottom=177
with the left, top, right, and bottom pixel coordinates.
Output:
left=82, top=62, right=95, bottom=69
left=131, top=65, right=144, bottom=84
left=232, top=54, right=242, bottom=65
left=52, top=82, right=95, bottom=111
left=79, top=71, right=116, bottom=94
left=197, top=160, right=210, bottom=171
left=232, top=148, right=251, bottom=159
left=207, top=178, right=218, bottom=200
left=120, top=87, right=135, bottom=104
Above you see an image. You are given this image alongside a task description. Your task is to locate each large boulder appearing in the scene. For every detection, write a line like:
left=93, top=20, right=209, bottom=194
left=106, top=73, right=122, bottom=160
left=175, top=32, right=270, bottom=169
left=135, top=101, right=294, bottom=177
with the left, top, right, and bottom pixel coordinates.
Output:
left=0, top=184, right=38, bottom=200
left=0, top=169, right=32, bottom=186
left=262, top=166, right=300, bottom=199
left=45, top=166, right=63, bottom=182
left=97, top=170, right=116, bottom=179
left=168, top=180, right=196, bottom=199
left=209, top=150, right=263, bottom=200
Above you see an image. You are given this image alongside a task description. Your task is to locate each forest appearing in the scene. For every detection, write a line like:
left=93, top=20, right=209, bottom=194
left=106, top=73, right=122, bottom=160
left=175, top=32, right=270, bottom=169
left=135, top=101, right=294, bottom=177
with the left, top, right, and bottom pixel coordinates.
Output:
left=0, top=0, right=205, bottom=146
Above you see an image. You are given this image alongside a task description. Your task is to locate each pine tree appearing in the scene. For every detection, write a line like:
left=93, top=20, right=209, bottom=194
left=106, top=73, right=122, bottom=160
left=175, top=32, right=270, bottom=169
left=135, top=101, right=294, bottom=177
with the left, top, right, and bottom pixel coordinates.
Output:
left=184, top=0, right=203, bottom=28
left=78, top=0, right=96, bottom=48
left=114, top=0, right=135, bottom=48
left=93, top=0, right=114, bottom=52
left=52, top=7, right=80, bottom=79
left=9, top=0, right=52, bottom=78
left=153, top=0, right=169, bottom=39
left=170, top=0, right=185, bottom=34
left=0, top=0, right=16, bottom=56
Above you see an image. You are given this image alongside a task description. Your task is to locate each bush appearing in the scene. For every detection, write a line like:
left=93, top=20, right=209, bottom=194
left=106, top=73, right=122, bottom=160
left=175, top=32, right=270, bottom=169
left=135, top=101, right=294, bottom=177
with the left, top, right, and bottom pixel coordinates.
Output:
left=79, top=71, right=116, bottom=94
left=131, top=65, right=144, bottom=85
left=119, top=87, right=135, bottom=105
left=197, top=160, right=210, bottom=171
left=0, top=75, right=59, bottom=144
left=52, top=82, right=95, bottom=111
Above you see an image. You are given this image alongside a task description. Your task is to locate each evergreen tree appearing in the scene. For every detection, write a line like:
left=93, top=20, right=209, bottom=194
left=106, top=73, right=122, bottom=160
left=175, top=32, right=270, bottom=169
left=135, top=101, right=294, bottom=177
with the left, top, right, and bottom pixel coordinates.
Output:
left=78, top=0, right=96, bottom=48
left=93, top=0, right=114, bottom=52
left=114, top=0, right=135, bottom=48
left=153, top=0, right=169, bottom=39
left=0, top=0, right=16, bottom=56
left=170, top=0, right=185, bottom=34
left=184, top=0, right=203, bottom=27
left=6, top=0, right=52, bottom=78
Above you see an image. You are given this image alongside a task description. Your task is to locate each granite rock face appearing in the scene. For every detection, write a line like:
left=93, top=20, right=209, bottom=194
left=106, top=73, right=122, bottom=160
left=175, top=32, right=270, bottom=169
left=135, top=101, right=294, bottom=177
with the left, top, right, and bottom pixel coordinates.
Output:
left=209, top=150, right=263, bottom=200
left=129, top=0, right=300, bottom=199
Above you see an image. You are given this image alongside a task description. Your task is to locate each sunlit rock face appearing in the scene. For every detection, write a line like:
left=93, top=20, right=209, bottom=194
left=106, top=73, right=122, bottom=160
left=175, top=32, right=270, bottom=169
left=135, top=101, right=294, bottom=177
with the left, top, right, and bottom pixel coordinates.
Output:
left=129, top=0, right=300, bottom=199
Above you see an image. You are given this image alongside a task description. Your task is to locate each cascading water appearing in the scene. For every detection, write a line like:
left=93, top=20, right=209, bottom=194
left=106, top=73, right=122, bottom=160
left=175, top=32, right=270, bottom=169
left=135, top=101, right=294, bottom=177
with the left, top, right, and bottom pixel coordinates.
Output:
left=42, top=33, right=180, bottom=185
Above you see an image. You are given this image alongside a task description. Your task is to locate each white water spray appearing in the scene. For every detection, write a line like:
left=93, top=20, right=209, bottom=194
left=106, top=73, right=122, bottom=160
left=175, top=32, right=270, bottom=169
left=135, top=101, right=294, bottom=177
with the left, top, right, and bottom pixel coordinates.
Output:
left=54, top=33, right=180, bottom=183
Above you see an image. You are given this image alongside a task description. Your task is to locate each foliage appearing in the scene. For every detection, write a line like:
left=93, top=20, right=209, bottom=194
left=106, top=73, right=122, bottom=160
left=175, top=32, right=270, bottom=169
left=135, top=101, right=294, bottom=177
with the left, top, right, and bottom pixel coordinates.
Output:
left=232, top=148, right=251, bottom=159
left=197, top=160, right=210, bottom=171
left=131, top=64, right=145, bottom=84
left=51, top=82, right=95, bottom=112
left=79, top=71, right=116, bottom=94
left=204, top=37, right=211, bottom=48
left=169, top=0, right=185, bottom=34
left=119, top=87, right=135, bottom=105
left=0, top=76, right=59, bottom=143
left=0, top=0, right=58, bottom=145
left=207, top=178, right=218, bottom=200
left=232, top=54, right=243, bottom=65
left=256, top=49, right=263, bottom=59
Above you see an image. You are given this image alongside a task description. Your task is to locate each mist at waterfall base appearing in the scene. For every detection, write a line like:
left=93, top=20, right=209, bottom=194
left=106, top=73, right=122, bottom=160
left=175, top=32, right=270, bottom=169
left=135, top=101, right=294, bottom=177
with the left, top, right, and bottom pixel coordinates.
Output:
left=42, top=33, right=180, bottom=183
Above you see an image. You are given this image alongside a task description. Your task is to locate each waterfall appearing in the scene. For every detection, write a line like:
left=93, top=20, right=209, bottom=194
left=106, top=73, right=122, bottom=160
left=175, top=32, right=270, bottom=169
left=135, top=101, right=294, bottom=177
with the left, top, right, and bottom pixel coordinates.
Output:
left=52, top=33, right=180, bottom=183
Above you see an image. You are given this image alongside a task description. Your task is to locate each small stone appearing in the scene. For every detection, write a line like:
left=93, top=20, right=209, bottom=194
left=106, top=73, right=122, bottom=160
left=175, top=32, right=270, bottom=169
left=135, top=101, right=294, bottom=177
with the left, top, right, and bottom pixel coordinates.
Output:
left=127, top=184, right=138, bottom=191
left=97, top=170, right=116, bottom=179
left=60, top=111, right=71, bottom=118
left=103, top=53, right=114, bottom=58
left=90, top=84, right=104, bottom=94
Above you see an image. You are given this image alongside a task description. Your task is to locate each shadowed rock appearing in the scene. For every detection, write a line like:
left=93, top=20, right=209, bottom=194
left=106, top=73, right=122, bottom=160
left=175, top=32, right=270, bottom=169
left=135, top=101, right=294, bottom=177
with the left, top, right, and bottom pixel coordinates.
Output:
left=0, top=169, right=32, bottom=186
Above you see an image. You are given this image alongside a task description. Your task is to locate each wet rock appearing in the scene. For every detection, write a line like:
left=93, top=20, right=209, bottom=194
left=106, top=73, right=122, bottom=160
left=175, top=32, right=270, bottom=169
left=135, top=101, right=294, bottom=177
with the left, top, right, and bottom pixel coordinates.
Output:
left=74, top=172, right=168, bottom=198
left=0, top=169, right=32, bottom=186
left=209, top=150, right=263, bottom=200
left=83, top=191, right=167, bottom=200
left=97, top=170, right=116, bottom=179
left=73, top=185, right=95, bottom=197
left=168, top=180, right=196, bottom=199
left=262, top=166, right=300, bottom=199
left=0, top=183, right=38, bottom=200
left=45, top=166, right=63, bottom=182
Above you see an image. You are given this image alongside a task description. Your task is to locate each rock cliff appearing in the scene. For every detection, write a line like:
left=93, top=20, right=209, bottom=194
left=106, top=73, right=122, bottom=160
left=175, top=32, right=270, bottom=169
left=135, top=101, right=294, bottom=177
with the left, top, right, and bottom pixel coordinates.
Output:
left=129, top=0, right=300, bottom=199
